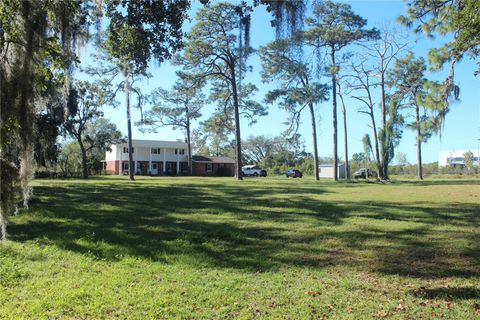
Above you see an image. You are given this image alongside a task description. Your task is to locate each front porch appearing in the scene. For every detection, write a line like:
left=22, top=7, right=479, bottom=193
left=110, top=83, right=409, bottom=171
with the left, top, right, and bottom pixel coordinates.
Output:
left=120, top=161, right=189, bottom=176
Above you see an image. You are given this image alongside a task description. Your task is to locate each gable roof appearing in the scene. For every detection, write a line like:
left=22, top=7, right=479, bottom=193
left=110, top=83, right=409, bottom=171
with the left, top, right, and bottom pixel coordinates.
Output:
left=114, top=139, right=187, bottom=148
left=318, top=163, right=345, bottom=168
left=192, top=155, right=235, bottom=164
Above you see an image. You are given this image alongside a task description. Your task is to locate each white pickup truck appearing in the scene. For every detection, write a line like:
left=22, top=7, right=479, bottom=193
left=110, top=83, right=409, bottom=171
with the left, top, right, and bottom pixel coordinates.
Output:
left=241, top=165, right=267, bottom=177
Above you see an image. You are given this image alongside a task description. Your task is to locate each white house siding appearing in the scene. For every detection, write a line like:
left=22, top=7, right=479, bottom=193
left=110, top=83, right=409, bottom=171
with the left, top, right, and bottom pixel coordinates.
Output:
left=105, top=140, right=189, bottom=175
left=105, top=145, right=118, bottom=161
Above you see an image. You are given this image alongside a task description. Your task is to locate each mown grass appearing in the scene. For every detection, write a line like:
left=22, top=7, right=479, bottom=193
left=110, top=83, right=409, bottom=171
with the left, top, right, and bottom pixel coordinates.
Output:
left=1, top=176, right=479, bottom=319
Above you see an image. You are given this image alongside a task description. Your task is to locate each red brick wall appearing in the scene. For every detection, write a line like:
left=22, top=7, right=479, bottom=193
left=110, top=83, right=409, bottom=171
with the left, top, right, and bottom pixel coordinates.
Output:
left=192, top=163, right=235, bottom=176
left=105, top=160, right=119, bottom=175
left=108, top=160, right=234, bottom=176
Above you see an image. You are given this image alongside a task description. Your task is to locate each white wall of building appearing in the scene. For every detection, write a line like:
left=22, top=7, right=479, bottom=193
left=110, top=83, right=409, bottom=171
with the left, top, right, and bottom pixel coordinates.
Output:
left=438, top=149, right=480, bottom=167
left=106, top=140, right=189, bottom=162
left=105, top=145, right=117, bottom=161
left=318, top=164, right=346, bottom=179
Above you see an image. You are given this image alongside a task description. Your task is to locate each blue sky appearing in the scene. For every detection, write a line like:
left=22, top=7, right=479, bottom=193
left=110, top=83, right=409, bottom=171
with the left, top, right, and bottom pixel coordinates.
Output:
left=80, top=0, right=480, bottom=164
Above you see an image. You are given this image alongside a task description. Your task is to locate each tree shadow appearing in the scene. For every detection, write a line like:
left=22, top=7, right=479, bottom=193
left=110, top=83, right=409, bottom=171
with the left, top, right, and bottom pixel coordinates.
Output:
left=11, top=183, right=347, bottom=271
left=9, top=180, right=480, bottom=279
left=411, top=286, right=480, bottom=300
left=392, top=178, right=480, bottom=186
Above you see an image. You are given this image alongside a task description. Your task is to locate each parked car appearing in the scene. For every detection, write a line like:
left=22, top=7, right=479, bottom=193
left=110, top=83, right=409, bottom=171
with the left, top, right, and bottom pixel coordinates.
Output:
left=353, top=168, right=377, bottom=179
left=242, top=165, right=266, bottom=177
left=286, top=169, right=303, bottom=178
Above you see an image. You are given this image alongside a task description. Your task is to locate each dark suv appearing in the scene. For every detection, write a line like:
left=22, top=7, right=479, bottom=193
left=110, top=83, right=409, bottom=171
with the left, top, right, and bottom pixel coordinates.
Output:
left=286, top=169, right=303, bottom=178
left=353, top=168, right=377, bottom=179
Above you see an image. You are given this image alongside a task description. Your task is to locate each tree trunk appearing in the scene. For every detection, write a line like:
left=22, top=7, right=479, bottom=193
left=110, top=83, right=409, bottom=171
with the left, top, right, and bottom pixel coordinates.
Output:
left=78, top=139, right=88, bottom=179
left=0, top=205, right=7, bottom=240
left=379, top=69, right=389, bottom=180
left=330, top=47, right=338, bottom=181
left=416, top=104, right=423, bottom=180
left=308, top=103, right=320, bottom=181
left=230, top=64, right=243, bottom=180
left=123, top=68, right=135, bottom=181
left=369, top=111, right=382, bottom=179
left=380, top=69, right=386, bottom=128
left=342, top=106, right=349, bottom=180
left=186, top=116, right=193, bottom=176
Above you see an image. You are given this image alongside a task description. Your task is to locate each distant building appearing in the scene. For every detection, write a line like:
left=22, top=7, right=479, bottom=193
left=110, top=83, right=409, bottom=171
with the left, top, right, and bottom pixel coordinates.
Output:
left=318, top=163, right=346, bottom=179
left=104, top=139, right=235, bottom=176
left=438, top=149, right=480, bottom=167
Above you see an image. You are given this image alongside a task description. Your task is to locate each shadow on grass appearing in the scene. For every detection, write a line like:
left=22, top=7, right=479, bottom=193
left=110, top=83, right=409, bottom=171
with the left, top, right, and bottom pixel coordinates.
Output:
left=391, top=178, right=480, bottom=186
left=9, top=180, right=480, bottom=283
left=412, top=286, right=480, bottom=300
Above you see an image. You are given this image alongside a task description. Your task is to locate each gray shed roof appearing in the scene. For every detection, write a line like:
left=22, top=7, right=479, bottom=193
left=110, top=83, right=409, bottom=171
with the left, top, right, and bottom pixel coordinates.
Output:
left=192, top=155, right=235, bottom=164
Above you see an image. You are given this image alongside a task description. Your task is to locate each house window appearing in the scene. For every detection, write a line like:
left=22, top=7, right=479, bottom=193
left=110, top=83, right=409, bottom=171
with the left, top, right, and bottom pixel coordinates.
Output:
left=152, top=163, right=158, bottom=170
left=123, top=162, right=129, bottom=170
left=151, top=148, right=161, bottom=154
left=136, top=162, right=141, bottom=170
left=179, top=149, right=185, bottom=155
left=175, top=149, right=178, bottom=155
left=123, top=147, right=134, bottom=153
left=206, top=163, right=213, bottom=172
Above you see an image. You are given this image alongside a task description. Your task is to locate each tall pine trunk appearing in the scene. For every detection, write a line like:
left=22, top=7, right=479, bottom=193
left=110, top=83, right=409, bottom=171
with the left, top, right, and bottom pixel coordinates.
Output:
left=379, top=71, right=389, bottom=180
left=123, top=67, right=135, bottom=181
left=308, top=103, right=320, bottom=181
left=342, top=106, right=349, bottom=180
left=330, top=47, right=338, bottom=181
left=369, top=111, right=382, bottom=178
left=186, top=115, right=193, bottom=176
left=415, top=104, right=423, bottom=180
left=230, top=64, right=243, bottom=180
left=337, top=86, right=349, bottom=180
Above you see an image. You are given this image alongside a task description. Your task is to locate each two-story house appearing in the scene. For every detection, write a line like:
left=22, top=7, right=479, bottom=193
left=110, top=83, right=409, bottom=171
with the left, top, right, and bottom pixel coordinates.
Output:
left=104, top=139, right=236, bottom=176
left=104, top=139, right=189, bottom=175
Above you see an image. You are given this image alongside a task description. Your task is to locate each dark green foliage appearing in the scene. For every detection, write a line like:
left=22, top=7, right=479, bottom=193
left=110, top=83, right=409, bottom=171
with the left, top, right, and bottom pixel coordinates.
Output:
left=399, top=0, right=478, bottom=104
left=64, top=81, right=104, bottom=178
left=303, top=0, right=379, bottom=180
left=378, top=98, right=405, bottom=173
left=140, top=71, right=205, bottom=175
left=388, top=52, right=448, bottom=179
left=242, top=133, right=307, bottom=168
left=192, top=112, right=236, bottom=158
left=182, top=2, right=267, bottom=179
left=102, top=0, right=195, bottom=181
left=362, top=134, right=373, bottom=163
left=304, top=1, right=378, bottom=51
left=256, top=0, right=306, bottom=38
left=104, top=0, right=190, bottom=72
left=0, top=0, right=88, bottom=239
left=260, top=38, right=328, bottom=180
left=399, top=0, right=480, bottom=76
left=34, top=100, right=65, bottom=169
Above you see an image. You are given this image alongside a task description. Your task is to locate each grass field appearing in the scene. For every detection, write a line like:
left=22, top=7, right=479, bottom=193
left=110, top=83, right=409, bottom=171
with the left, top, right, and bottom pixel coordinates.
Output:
left=1, top=176, right=479, bottom=319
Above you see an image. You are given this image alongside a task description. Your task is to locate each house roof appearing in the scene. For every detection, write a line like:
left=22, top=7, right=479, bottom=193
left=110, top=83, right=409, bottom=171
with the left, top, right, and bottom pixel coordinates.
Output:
left=114, top=139, right=187, bottom=148
left=192, top=155, right=235, bottom=164
left=318, top=163, right=345, bottom=168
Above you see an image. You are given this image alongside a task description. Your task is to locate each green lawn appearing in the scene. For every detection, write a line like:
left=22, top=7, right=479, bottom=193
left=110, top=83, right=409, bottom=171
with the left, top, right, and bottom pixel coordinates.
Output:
left=1, top=176, right=479, bottom=319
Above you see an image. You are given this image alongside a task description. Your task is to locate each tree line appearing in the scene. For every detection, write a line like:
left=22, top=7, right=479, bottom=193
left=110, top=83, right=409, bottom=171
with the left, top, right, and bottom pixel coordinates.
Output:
left=1, top=0, right=478, bottom=239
